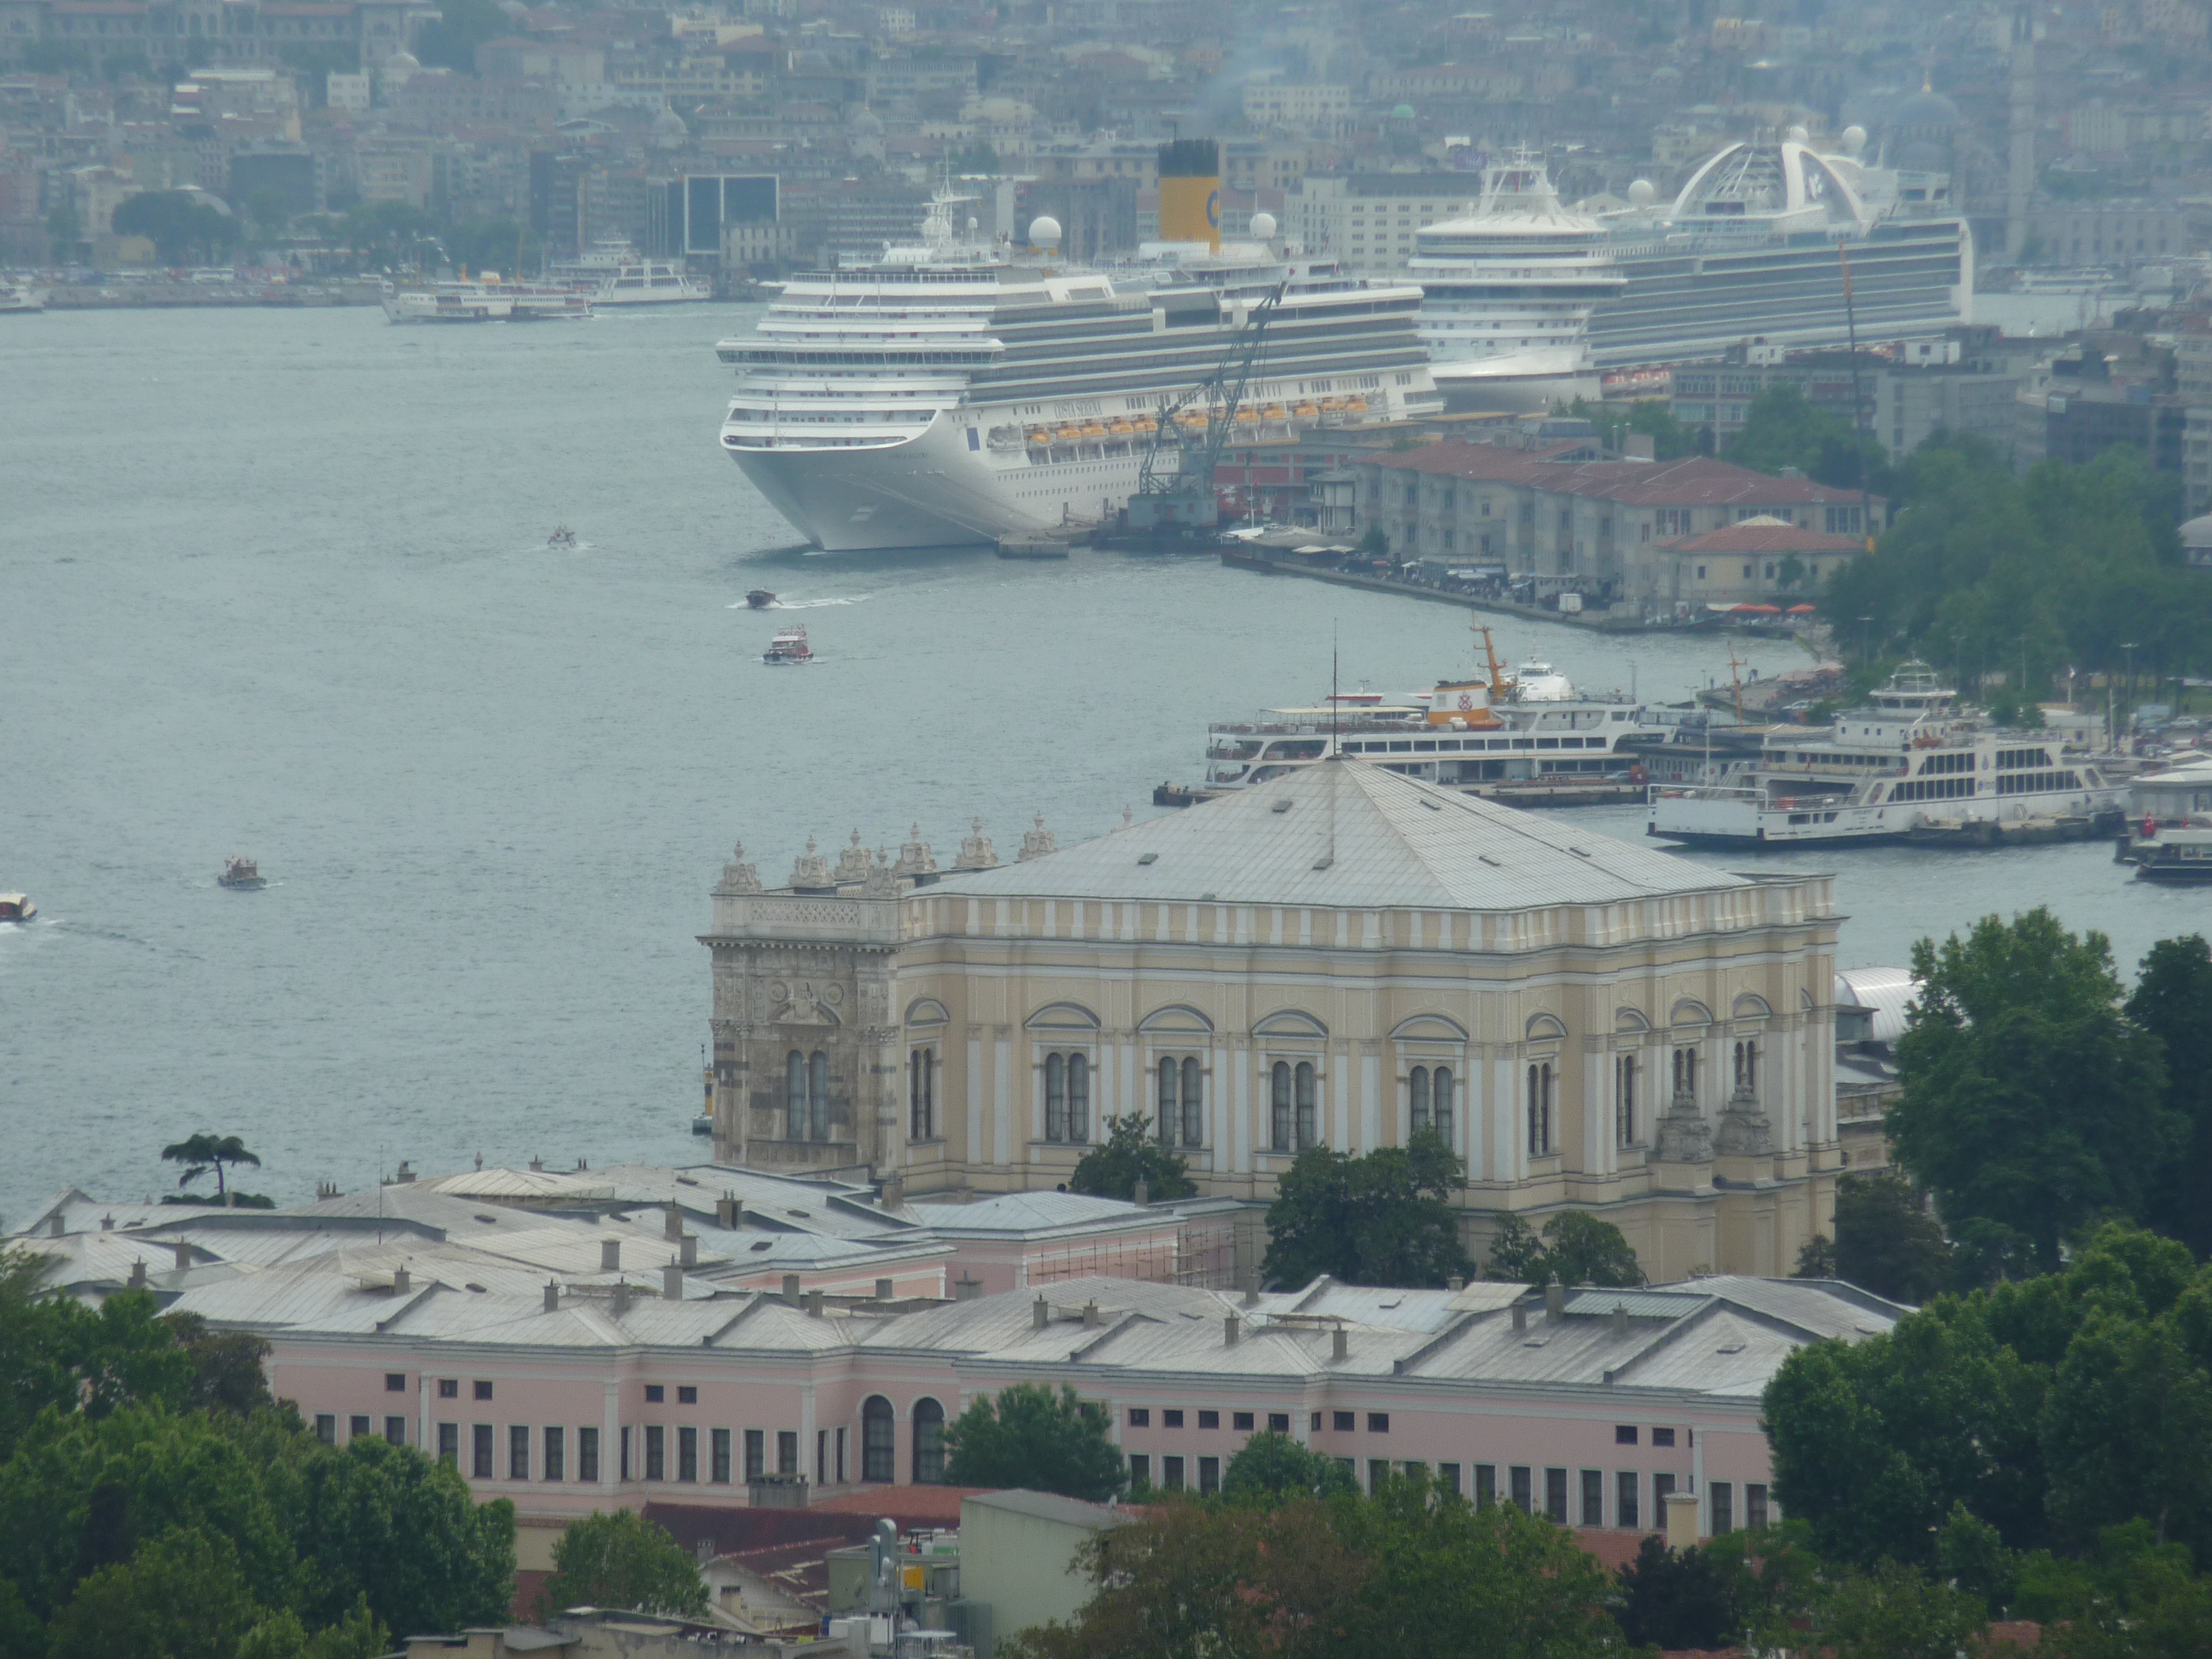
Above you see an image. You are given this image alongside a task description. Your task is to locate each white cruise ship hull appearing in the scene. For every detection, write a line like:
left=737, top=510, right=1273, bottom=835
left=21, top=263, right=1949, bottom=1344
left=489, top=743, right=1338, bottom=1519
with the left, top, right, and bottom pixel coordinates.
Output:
left=1429, top=347, right=1599, bottom=414
left=729, top=413, right=1147, bottom=552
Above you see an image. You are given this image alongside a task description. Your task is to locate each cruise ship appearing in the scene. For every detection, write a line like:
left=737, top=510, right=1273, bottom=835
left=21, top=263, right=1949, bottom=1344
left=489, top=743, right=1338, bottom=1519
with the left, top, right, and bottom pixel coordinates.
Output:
left=716, top=164, right=1441, bottom=552
left=1647, top=663, right=2125, bottom=848
left=1403, top=153, right=1626, bottom=411
left=552, top=239, right=712, bottom=306
left=1401, top=134, right=1969, bottom=375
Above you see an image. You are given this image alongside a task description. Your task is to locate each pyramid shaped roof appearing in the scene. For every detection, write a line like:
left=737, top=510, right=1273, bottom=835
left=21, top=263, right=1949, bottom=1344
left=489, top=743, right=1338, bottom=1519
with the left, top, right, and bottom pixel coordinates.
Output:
left=933, top=758, right=1748, bottom=913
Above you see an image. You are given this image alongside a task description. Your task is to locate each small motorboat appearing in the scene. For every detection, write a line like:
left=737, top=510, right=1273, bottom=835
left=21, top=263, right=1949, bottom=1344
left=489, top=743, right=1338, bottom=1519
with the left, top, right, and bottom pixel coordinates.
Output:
left=218, top=858, right=268, bottom=890
left=0, top=893, right=35, bottom=923
left=763, top=623, right=813, bottom=665
left=746, top=589, right=777, bottom=609
left=547, top=525, right=577, bottom=548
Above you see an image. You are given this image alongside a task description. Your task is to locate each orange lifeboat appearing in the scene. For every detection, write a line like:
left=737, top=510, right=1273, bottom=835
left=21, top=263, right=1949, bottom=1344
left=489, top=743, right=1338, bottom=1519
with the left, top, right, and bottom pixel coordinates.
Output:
left=1026, top=427, right=1052, bottom=446
left=1054, top=422, right=1084, bottom=441
left=1080, top=420, right=1108, bottom=440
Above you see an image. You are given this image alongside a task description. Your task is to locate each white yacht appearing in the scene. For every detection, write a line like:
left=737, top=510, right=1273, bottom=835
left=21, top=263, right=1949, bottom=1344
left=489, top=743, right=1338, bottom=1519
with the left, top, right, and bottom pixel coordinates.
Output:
left=551, top=239, right=711, bottom=306
left=1404, top=153, right=1625, bottom=411
left=1647, top=663, right=2126, bottom=847
left=716, top=197, right=1439, bottom=552
left=0, top=281, right=47, bottom=314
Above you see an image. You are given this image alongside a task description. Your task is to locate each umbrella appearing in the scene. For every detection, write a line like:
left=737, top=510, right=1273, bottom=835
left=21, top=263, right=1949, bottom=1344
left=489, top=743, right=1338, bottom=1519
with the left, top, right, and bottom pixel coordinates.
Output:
left=1786, top=604, right=1817, bottom=614
left=1735, top=603, right=1783, bottom=614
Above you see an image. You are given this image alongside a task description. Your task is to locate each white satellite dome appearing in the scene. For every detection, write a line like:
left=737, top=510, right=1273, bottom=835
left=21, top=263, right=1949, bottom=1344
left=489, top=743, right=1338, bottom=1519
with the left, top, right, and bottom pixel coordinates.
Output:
left=1626, top=178, right=1657, bottom=206
left=1029, top=214, right=1061, bottom=248
left=1786, top=123, right=1810, bottom=144
left=1249, top=210, right=1277, bottom=240
left=1841, top=124, right=1868, bottom=155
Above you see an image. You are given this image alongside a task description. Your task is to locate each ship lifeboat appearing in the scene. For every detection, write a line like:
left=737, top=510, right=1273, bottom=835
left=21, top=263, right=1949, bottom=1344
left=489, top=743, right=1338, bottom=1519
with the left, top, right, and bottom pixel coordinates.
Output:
left=1027, top=427, right=1052, bottom=446
left=1108, top=417, right=1133, bottom=436
left=1080, top=421, right=1108, bottom=440
left=1293, top=401, right=1321, bottom=419
left=1133, top=415, right=1158, bottom=434
left=1319, top=395, right=1346, bottom=410
left=1054, top=422, right=1084, bottom=441
left=1176, top=409, right=1208, bottom=429
left=1261, top=403, right=1287, bottom=421
left=1234, top=405, right=1261, bottom=425
left=1345, top=396, right=1370, bottom=414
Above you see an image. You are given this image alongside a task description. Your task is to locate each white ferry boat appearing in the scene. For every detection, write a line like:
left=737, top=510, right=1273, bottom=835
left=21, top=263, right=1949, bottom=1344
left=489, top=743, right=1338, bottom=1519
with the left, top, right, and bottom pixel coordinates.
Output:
left=716, top=195, right=1439, bottom=552
left=1204, top=632, right=1658, bottom=789
left=551, top=239, right=711, bottom=306
left=0, top=282, right=47, bottom=314
left=380, top=276, right=591, bottom=323
left=1647, top=662, right=2126, bottom=848
left=1404, top=152, right=1625, bottom=411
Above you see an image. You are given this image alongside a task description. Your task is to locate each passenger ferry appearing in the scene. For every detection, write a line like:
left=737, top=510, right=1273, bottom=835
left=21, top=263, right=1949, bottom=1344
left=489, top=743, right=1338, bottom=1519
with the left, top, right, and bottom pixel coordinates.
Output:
left=763, top=623, right=812, bottom=665
left=2134, top=825, right=2212, bottom=883
left=1647, top=663, right=2126, bottom=848
left=381, top=276, right=591, bottom=323
left=716, top=189, right=1439, bottom=552
left=551, top=240, right=712, bottom=306
left=1204, top=630, right=1659, bottom=789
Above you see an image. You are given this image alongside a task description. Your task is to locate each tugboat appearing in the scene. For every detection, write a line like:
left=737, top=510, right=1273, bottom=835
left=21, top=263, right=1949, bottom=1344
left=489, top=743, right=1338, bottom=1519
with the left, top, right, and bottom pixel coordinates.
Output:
left=762, top=623, right=812, bottom=665
left=2134, top=820, right=2212, bottom=883
left=218, top=858, right=268, bottom=890
left=0, top=893, right=36, bottom=923
left=548, top=525, right=577, bottom=548
left=745, top=588, right=777, bottom=609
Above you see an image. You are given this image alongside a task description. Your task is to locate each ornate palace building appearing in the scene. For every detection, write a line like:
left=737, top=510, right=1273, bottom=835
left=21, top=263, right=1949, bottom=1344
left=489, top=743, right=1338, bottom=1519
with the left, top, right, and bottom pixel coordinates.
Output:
left=704, top=759, right=1842, bottom=1283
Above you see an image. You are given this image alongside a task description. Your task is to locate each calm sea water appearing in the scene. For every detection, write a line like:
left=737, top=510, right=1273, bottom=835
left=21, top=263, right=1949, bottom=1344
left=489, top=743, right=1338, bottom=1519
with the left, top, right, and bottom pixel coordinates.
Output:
left=2, top=306, right=2201, bottom=1223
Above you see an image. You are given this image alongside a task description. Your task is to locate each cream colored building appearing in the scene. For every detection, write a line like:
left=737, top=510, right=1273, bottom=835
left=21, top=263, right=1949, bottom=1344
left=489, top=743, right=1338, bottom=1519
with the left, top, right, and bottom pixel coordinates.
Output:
left=703, top=762, right=1841, bottom=1284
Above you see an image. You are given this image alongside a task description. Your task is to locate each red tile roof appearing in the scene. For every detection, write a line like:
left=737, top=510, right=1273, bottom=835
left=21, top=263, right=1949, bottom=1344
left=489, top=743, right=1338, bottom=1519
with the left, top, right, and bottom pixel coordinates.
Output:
left=1369, top=440, right=1586, bottom=479
left=1663, top=521, right=1864, bottom=554
left=1369, top=443, right=1883, bottom=509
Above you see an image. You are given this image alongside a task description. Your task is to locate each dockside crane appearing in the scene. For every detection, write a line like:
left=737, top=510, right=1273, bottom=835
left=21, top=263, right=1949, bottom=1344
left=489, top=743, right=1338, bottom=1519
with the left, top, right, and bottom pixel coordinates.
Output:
left=1127, top=282, right=1285, bottom=537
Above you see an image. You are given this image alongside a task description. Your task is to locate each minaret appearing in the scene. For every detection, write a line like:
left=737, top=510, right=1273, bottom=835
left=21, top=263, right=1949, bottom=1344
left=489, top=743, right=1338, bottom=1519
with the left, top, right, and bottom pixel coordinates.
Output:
left=2006, top=9, right=2036, bottom=262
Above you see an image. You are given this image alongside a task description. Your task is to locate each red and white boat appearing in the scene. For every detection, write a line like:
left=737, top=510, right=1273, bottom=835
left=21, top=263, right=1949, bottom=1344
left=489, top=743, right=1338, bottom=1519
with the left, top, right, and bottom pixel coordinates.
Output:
left=763, top=623, right=812, bottom=665
left=0, top=893, right=36, bottom=922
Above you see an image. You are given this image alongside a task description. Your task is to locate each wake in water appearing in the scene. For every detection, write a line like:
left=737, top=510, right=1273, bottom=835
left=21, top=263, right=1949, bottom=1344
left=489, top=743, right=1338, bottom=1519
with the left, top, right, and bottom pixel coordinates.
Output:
left=726, top=594, right=873, bottom=610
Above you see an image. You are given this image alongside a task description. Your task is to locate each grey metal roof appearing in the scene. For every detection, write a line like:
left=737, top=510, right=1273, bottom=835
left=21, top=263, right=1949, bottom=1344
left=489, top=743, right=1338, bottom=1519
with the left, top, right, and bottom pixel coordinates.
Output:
left=1834, top=967, right=1919, bottom=1045
left=903, top=1191, right=1155, bottom=1237
left=930, top=758, right=1748, bottom=912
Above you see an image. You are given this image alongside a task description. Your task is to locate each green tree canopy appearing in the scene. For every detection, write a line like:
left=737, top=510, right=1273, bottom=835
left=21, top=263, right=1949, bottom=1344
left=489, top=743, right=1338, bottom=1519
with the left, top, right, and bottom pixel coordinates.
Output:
left=1480, top=1212, right=1641, bottom=1287
left=2127, top=934, right=2212, bottom=1259
left=537, top=1509, right=706, bottom=1620
left=1724, top=382, right=1887, bottom=492
left=1831, top=1171, right=1952, bottom=1303
left=1219, top=1430, right=1356, bottom=1506
left=159, top=1133, right=263, bottom=1203
left=1262, top=1132, right=1469, bottom=1289
left=1568, top=397, right=1704, bottom=460
left=1889, top=908, right=2179, bottom=1274
left=1614, top=1536, right=1744, bottom=1651
left=112, top=192, right=236, bottom=266
left=1067, top=1113, right=1197, bottom=1203
left=443, top=215, right=541, bottom=278
left=942, top=1382, right=1125, bottom=1502
left=46, top=1526, right=263, bottom=1659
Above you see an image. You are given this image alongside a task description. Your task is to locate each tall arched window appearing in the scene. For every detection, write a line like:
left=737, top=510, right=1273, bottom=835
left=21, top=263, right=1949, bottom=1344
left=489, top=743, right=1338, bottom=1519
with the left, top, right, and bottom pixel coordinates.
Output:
left=1615, top=1053, right=1638, bottom=1147
left=912, top=1398, right=945, bottom=1484
left=1043, top=1053, right=1089, bottom=1143
left=1270, top=1062, right=1292, bottom=1150
left=1410, top=1065, right=1430, bottom=1133
left=1068, top=1053, right=1089, bottom=1142
left=860, top=1396, right=895, bottom=1483
left=909, top=1047, right=935, bottom=1141
left=1526, top=1061, right=1553, bottom=1156
left=1158, top=1057, right=1179, bottom=1145
left=1295, top=1061, right=1317, bottom=1149
left=1155, top=1057, right=1204, bottom=1148
left=787, top=1051, right=807, bottom=1140
left=1409, top=1066, right=1455, bottom=1144
left=808, top=1050, right=830, bottom=1141
left=1732, top=1039, right=1758, bottom=1096
left=1672, top=1046, right=1698, bottom=1100
left=1181, top=1056, right=1203, bottom=1148
left=1045, top=1053, right=1067, bottom=1141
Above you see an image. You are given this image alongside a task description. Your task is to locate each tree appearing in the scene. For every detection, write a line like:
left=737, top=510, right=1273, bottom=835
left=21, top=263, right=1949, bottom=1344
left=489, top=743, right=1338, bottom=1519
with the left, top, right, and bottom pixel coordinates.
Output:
left=235, top=1598, right=389, bottom=1659
left=1888, top=909, right=2179, bottom=1273
left=246, top=186, right=292, bottom=241
left=1483, top=1215, right=1547, bottom=1284
left=942, top=1383, right=1125, bottom=1502
left=2127, top=935, right=2212, bottom=1259
left=1831, top=1172, right=1951, bottom=1303
left=1794, top=1233, right=1838, bottom=1278
left=1067, top=1114, right=1196, bottom=1203
left=1357, top=527, right=1389, bottom=558
left=47, top=1526, right=265, bottom=1659
left=0, top=1258, right=195, bottom=1463
left=414, top=0, right=508, bottom=70
left=443, top=215, right=540, bottom=278
left=1538, top=1212, right=1643, bottom=1288
left=537, top=1510, right=706, bottom=1620
left=1725, top=383, right=1888, bottom=493
left=338, top=201, right=437, bottom=272
left=163, top=1313, right=273, bottom=1415
left=1801, top=1558, right=1992, bottom=1659
left=1262, top=1133, right=1469, bottom=1289
left=1568, top=397, right=1701, bottom=460
left=1614, top=1535, right=1744, bottom=1651
left=112, top=192, right=236, bottom=266
left=159, top=1133, right=263, bottom=1204
left=2040, top=1308, right=2212, bottom=1552
left=1219, top=1431, right=1356, bottom=1506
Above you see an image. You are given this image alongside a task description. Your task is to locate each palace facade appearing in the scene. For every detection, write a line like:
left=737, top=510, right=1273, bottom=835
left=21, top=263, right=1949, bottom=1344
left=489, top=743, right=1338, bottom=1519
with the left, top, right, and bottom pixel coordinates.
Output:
left=705, top=760, right=1842, bottom=1283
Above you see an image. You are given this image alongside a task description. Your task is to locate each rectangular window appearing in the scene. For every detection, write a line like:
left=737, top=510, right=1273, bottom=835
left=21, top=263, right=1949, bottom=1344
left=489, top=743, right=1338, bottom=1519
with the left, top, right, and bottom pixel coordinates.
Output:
left=836, top=1426, right=846, bottom=1486
left=1618, top=1470, right=1639, bottom=1530
left=1401, top=1461, right=1426, bottom=1480
left=315, top=1414, right=336, bottom=1445
left=1368, top=1413, right=1389, bottom=1433
left=1128, top=1453, right=1150, bottom=1489
left=545, top=1426, right=566, bottom=1483
left=621, top=1427, right=632, bottom=1482
left=910, top=1046, right=936, bottom=1141
left=1311, top=1412, right=1322, bottom=1432
left=1368, top=1458, right=1390, bottom=1492
left=1746, top=1483, right=1769, bottom=1530
left=384, top=1416, right=405, bottom=1447
left=1475, top=1464, right=1496, bottom=1507
left=1439, top=1462, right=1462, bottom=1498
left=679, top=1426, right=699, bottom=1483
left=644, top=1425, right=665, bottom=1481
left=385, top=1373, right=407, bottom=1393
left=1615, top=1424, right=1638, bottom=1444
left=1233, top=1412, right=1255, bottom=1432
left=349, top=1415, right=370, bottom=1441
left=1545, top=1467, right=1569, bottom=1523
left=1333, top=1411, right=1355, bottom=1432
left=1654, top=1470, right=1677, bottom=1510
left=1268, top=1413, right=1290, bottom=1433
left=712, top=1428, right=732, bottom=1484
left=1163, top=1409, right=1184, bottom=1429
left=645, top=1384, right=665, bottom=1404
left=1652, top=1427, right=1676, bottom=1447
left=1198, top=1410, right=1219, bottom=1429
left=777, top=1430, right=798, bottom=1475
left=1510, top=1466, right=1532, bottom=1513
left=1711, top=1481, right=1734, bottom=1534
left=437, top=1423, right=458, bottom=1466
left=472, top=1424, right=494, bottom=1480
left=579, top=1427, right=600, bottom=1483
left=1199, top=1456, right=1221, bottom=1495
left=1581, top=1469, right=1604, bottom=1527
left=1163, top=1455, right=1185, bottom=1491
left=509, top=1424, right=529, bottom=1480
left=679, top=1386, right=698, bottom=1405
left=474, top=1381, right=493, bottom=1401
left=1128, top=1408, right=1150, bottom=1427
left=438, top=1379, right=458, bottom=1399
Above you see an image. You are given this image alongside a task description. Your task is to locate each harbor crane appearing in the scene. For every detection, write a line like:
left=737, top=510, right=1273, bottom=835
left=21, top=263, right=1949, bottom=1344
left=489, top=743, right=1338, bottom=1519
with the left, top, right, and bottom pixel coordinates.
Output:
left=1127, top=282, right=1285, bottom=537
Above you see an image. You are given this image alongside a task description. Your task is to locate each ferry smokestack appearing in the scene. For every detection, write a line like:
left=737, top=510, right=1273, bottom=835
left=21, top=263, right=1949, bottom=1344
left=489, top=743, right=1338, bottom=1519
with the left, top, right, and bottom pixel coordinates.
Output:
left=1158, top=138, right=1221, bottom=253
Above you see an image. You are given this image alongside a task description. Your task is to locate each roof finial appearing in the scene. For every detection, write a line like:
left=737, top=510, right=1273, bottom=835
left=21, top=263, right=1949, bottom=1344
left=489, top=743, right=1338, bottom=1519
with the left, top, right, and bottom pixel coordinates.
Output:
left=1123, top=804, right=1134, bottom=827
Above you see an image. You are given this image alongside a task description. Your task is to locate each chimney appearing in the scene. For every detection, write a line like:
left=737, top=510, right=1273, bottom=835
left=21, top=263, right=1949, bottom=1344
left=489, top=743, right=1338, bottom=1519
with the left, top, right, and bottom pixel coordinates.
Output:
left=1033, top=1295, right=1049, bottom=1330
left=881, top=1176, right=904, bottom=1210
left=1663, top=1489, right=1701, bottom=1551
left=529, top=1156, right=544, bottom=1173
left=805, top=1290, right=823, bottom=1318
left=1611, top=1302, right=1629, bottom=1338
left=315, top=1181, right=339, bottom=1199
left=1332, top=1324, right=1348, bottom=1361
left=1131, top=1178, right=1148, bottom=1207
left=1544, top=1281, right=1566, bottom=1322
left=876, top=1278, right=894, bottom=1301
left=664, top=1261, right=685, bottom=1301
left=172, top=1239, right=191, bottom=1272
left=954, top=1276, right=981, bottom=1301
left=100, top=1214, right=113, bottom=1232
left=1511, top=1302, right=1527, bottom=1334
left=782, top=1273, right=801, bottom=1304
left=1447, top=1276, right=1464, bottom=1292
left=1082, top=1299, right=1101, bottom=1328
left=716, top=1194, right=740, bottom=1229
left=545, top=1281, right=560, bottom=1313
left=1224, top=1313, right=1241, bottom=1347
left=393, top=1265, right=410, bottom=1295
left=127, top=1259, right=147, bottom=1289
left=1624, top=432, right=1656, bottom=461
left=612, top=1281, right=632, bottom=1316
left=665, top=1206, right=684, bottom=1241
left=1242, top=1273, right=1260, bottom=1309
left=395, top=1161, right=414, bottom=1184
left=48, top=1213, right=63, bottom=1238
left=601, top=1239, right=622, bottom=1273
left=680, top=1235, right=699, bottom=1268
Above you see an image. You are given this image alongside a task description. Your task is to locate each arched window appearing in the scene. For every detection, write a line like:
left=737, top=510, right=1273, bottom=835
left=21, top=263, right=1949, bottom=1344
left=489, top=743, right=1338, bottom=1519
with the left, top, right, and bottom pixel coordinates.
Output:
left=1046, top=1053, right=1067, bottom=1141
left=1157, top=1057, right=1178, bottom=1145
left=809, top=1051, right=830, bottom=1141
left=787, top=1051, right=807, bottom=1140
left=1526, top=1061, right=1553, bottom=1156
left=909, top=1047, right=936, bottom=1141
left=1732, top=1039, right=1758, bottom=1096
left=1432, top=1067, right=1453, bottom=1145
left=1295, top=1062, right=1317, bottom=1149
left=1410, top=1065, right=1430, bottom=1133
left=912, top=1398, right=945, bottom=1484
left=1181, top=1056, right=1203, bottom=1148
left=860, top=1396, right=895, bottom=1483
left=1155, top=1056, right=1204, bottom=1148
left=1271, top=1062, right=1293, bottom=1150
left=1672, top=1045, right=1698, bottom=1101
left=1044, top=1052, right=1089, bottom=1143
left=1615, top=1053, right=1638, bottom=1147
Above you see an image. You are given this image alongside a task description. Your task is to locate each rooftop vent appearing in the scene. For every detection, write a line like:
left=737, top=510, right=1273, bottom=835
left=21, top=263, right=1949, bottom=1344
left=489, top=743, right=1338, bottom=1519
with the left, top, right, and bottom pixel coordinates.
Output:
left=1137, top=852, right=1158, bottom=865
left=1271, top=799, right=1293, bottom=813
